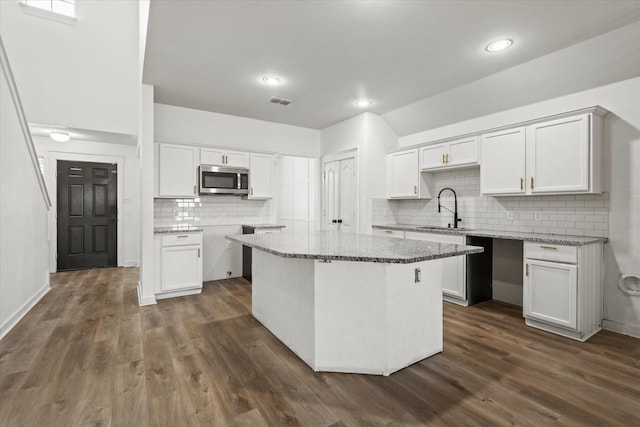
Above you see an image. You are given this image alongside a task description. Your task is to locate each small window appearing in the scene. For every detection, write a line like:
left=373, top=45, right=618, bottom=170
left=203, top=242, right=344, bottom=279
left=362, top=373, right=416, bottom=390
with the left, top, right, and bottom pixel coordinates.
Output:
left=23, top=0, right=75, bottom=17
left=20, top=0, right=77, bottom=25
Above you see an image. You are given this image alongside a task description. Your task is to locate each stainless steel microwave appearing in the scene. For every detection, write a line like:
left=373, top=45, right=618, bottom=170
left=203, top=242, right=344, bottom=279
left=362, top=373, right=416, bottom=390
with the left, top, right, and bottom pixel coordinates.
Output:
left=199, top=165, right=249, bottom=195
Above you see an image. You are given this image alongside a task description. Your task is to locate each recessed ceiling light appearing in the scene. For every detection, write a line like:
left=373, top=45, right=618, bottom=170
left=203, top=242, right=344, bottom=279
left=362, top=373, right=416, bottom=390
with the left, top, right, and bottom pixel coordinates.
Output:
left=485, top=39, right=513, bottom=52
left=50, top=131, right=70, bottom=142
left=355, top=99, right=372, bottom=107
left=262, top=76, right=280, bottom=85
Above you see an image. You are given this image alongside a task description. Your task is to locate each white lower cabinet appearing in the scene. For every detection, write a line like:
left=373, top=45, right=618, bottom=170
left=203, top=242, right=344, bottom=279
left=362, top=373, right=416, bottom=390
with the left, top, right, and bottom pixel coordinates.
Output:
left=525, top=259, right=577, bottom=329
left=523, top=241, right=603, bottom=341
left=154, top=232, right=203, bottom=298
left=405, top=231, right=466, bottom=304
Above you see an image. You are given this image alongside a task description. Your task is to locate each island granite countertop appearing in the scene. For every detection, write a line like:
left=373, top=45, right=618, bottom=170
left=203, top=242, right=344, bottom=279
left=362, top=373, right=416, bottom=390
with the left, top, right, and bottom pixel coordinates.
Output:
left=372, top=224, right=607, bottom=246
left=226, top=231, right=483, bottom=264
left=154, top=226, right=203, bottom=234
left=241, top=224, right=286, bottom=231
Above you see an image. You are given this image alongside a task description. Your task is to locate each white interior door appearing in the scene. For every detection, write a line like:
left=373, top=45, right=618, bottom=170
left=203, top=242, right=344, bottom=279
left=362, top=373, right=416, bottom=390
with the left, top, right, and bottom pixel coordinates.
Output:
left=323, top=160, right=339, bottom=231
left=323, top=155, right=357, bottom=232
left=338, top=157, right=356, bottom=233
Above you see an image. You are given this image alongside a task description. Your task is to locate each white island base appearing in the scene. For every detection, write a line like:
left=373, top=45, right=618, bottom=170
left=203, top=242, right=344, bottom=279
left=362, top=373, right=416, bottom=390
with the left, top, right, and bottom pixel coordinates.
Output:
left=252, top=250, right=444, bottom=376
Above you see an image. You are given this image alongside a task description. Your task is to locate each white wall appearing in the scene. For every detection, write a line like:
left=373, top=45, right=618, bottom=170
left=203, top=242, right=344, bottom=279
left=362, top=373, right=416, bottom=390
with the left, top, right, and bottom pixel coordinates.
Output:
left=33, top=137, right=140, bottom=269
left=397, top=77, right=640, bottom=336
left=277, top=156, right=317, bottom=234
left=384, top=21, right=640, bottom=137
left=154, top=104, right=321, bottom=158
left=321, top=113, right=398, bottom=233
left=0, top=0, right=139, bottom=135
left=0, top=51, right=50, bottom=339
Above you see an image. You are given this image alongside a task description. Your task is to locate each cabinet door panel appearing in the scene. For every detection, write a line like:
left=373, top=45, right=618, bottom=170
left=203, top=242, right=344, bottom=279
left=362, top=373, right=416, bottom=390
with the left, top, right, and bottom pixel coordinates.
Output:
left=528, top=115, right=589, bottom=193
left=161, top=246, right=202, bottom=291
left=159, top=144, right=197, bottom=197
left=448, top=137, right=478, bottom=167
left=249, top=154, right=273, bottom=199
left=200, top=148, right=225, bottom=166
left=225, top=150, right=248, bottom=168
left=420, top=144, right=446, bottom=170
left=480, top=128, right=526, bottom=195
left=524, top=259, right=577, bottom=329
left=405, top=231, right=466, bottom=299
left=388, top=150, right=418, bottom=198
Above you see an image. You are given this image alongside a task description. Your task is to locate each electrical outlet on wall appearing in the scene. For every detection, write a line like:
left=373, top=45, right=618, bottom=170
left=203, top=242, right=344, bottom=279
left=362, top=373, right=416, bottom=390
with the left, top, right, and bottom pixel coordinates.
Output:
left=534, top=211, right=543, bottom=221
left=506, top=211, right=514, bottom=220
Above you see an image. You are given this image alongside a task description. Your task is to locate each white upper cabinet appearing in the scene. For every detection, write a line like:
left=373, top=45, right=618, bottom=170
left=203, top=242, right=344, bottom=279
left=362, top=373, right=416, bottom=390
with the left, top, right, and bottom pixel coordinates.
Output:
left=420, top=143, right=447, bottom=170
left=480, top=127, right=527, bottom=195
left=420, top=137, right=478, bottom=171
left=387, top=149, right=430, bottom=199
left=201, top=148, right=248, bottom=168
left=248, top=153, right=273, bottom=199
left=527, top=114, right=590, bottom=194
left=480, top=107, right=605, bottom=196
left=157, top=143, right=198, bottom=198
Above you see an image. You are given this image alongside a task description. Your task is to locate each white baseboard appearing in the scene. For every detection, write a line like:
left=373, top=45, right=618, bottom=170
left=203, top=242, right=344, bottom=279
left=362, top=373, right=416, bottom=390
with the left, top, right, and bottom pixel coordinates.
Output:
left=137, top=281, right=157, bottom=306
left=0, top=282, right=50, bottom=341
left=602, top=319, right=640, bottom=339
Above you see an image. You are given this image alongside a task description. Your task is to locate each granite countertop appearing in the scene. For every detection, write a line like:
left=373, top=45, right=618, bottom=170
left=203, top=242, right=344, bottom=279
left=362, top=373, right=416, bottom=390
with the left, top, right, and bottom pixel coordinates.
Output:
left=226, top=231, right=483, bottom=264
left=154, top=226, right=203, bottom=234
left=372, top=224, right=608, bottom=246
left=242, top=224, right=286, bottom=230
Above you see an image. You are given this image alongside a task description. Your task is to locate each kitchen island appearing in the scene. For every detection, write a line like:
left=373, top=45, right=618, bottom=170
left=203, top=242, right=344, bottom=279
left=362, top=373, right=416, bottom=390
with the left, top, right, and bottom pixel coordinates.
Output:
left=226, top=231, right=483, bottom=375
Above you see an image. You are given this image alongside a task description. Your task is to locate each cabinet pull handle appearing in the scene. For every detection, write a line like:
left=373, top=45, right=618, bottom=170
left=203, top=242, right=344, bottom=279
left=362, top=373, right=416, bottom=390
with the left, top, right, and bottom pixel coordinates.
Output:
left=177, top=235, right=188, bottom=238
left=531, top=177, right=534, bottom=190
left=250, top=187, right=253, bottom=196
left=413, top=185, right=417, bottom=194
left=520, top=178, right=524, bottom=190
left=223, top=154, right=227, bottom=164
left=197, top=248, right=200, bottom=258
left=445, top=154, right=449, bottom=164
left=385, top=230, right=392, bottom=233
left=442, top=154, right=445, bottom=164
left=525, top=264, right=529, bottom=276
left=540, top=245, right=557, bottom=250
left=193, top=185, right=196, bottom=195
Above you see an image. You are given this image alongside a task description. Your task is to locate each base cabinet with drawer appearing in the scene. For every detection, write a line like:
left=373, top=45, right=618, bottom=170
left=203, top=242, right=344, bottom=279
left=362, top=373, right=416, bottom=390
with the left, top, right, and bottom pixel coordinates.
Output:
left=154, top=232, right=203, bottom=299
left=523, top=241, right=603, bottom=341
left=405, top=231, right=467, bottom=304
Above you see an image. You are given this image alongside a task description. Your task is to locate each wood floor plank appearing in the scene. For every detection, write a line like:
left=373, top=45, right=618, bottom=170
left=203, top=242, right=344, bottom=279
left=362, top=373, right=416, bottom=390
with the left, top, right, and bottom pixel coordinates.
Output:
left=1, top=268, right=639, bottom=427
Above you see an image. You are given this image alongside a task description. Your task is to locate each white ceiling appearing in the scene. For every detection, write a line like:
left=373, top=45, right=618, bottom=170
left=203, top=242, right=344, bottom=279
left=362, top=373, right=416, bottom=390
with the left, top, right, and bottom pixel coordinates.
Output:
left=143, top=0, right=640, bottom=133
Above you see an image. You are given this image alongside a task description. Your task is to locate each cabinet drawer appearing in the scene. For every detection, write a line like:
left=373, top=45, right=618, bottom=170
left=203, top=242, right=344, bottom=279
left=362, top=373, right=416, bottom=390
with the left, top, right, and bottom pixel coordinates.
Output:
left=405, top=231, right=464, bottom=245
left=161, top=233, right=202, bottom=247
left=524, top=242, right=577, bottom=264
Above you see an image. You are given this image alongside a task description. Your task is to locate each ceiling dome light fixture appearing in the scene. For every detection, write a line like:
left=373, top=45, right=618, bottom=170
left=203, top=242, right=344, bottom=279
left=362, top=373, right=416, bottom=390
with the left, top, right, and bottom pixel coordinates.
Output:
left=50, top=131, right=70, bottom=142
left=485, top=39, right=513, bottom=52
left=262, top=75, right=280, bottom=85
left=355, top=99, right=372, bottom=107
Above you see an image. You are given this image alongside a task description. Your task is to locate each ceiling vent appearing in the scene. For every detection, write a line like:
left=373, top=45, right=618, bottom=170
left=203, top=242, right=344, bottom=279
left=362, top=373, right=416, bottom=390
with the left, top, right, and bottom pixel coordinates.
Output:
left=268, top=96, right=293, bottom=106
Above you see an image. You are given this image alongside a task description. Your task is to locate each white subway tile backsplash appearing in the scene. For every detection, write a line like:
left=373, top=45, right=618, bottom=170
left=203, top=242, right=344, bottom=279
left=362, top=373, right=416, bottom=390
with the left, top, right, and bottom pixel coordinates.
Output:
left=154, top=195, right=271, bottom=228
left=371, top=168, right=608, bottom=237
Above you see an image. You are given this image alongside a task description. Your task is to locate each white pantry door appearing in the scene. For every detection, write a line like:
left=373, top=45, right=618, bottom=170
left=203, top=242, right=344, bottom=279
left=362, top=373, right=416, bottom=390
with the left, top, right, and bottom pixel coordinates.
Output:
left=323, top=155, right=357, bottom=233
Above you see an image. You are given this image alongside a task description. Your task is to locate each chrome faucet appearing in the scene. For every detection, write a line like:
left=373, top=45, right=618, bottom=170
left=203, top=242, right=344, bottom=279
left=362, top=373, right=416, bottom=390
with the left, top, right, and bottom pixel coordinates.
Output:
left=437, top=187, right=462, bottom=228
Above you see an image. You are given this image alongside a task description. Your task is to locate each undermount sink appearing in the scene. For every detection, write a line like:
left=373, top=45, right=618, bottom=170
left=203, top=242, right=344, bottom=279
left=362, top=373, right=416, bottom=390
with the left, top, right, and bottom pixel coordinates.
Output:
left=415, top=226, right=467, bottom=231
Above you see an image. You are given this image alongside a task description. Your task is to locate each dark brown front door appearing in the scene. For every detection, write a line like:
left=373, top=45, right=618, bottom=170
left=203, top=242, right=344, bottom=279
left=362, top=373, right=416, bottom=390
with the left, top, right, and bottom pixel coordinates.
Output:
left=57, top=160, right=117, bottom=271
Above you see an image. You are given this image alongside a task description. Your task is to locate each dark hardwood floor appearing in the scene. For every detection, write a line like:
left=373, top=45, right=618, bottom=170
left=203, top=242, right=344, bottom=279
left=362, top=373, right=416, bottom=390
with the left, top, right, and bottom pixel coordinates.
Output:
left=1, top=267, right=638, bottom=426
